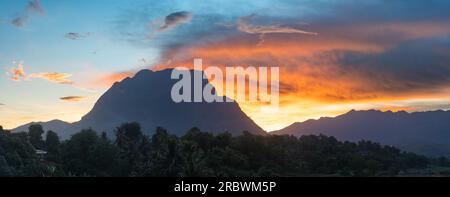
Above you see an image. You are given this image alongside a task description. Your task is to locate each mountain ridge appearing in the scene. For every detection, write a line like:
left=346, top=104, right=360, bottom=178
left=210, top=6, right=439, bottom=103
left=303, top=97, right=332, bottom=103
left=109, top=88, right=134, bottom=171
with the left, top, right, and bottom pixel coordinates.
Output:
left=273, top=109, right=450, bottom=157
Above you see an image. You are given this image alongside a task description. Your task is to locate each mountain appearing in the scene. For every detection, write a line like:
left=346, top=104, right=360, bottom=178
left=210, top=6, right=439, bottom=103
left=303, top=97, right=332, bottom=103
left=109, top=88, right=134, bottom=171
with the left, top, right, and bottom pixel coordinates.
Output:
left=12, top=119, right=72, bottom=136
left=273, top=109, right=450, bottom=157
left=12, top=69, right=265, bottom=139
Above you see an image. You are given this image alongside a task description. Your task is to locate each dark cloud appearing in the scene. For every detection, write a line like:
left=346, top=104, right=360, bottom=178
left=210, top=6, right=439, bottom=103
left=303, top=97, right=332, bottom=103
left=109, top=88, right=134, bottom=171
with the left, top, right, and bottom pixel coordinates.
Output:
left=64, top=32, right=90, bottom=40
left=11, top=16, right=29, bottom=27
left=60, top=96, right=86, bottom=102
left=115, top=0, right=450, bottom=50
left=114, top=8, right=234, bottom=50
left=237, top=14, right=317, bottom=35
left=114, top=1, right=292, bottom=49
left=0, top=103, right=4, bottom=106
left=157, top=11, right=194, bottom=32
left=26, top=0, right=45, bottom=14
left=237, top=14, right=317, bottom=45
left=11, top=0, right=45, bottom=27
left=146, top=11, right=194, bottom=40
left=333, top=38, right=450, bottom=94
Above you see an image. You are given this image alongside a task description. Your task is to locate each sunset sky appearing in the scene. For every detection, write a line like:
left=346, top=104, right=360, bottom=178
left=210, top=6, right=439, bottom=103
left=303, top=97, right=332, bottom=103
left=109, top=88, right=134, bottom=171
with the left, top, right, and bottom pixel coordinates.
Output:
left=1, top=0, right=450, bottom=131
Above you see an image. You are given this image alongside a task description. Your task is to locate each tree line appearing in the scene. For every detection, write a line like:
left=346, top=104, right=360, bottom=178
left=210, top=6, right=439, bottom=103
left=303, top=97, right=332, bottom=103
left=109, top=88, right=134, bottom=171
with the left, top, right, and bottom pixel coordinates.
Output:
left=1, top=123, right=449, bottom=177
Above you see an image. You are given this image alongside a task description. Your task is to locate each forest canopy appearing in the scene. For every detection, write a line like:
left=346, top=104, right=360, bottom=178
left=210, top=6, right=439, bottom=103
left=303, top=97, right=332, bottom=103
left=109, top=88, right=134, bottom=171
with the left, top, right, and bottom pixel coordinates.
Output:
left=0, top=123, right=449, bottom=177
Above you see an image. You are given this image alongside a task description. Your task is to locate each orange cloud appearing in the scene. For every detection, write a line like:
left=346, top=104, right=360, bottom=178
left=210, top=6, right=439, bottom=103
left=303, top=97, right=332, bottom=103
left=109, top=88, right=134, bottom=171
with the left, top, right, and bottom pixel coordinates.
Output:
left=146, top=20, right=450, bottom=130
left=9, top=62, right=26, bottom=81
left=7, top=62, right=74, bottom=85
left=71, top=19, right=450, bottom=131
left=156, top=19, right=450, bottom=101
left=28, top=72, right=73, bottom=85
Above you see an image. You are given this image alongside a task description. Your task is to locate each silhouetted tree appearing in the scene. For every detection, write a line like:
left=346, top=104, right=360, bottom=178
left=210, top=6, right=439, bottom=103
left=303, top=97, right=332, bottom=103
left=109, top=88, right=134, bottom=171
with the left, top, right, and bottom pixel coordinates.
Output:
left=0, top=155, right=13, bottom=176
left=61, top=129, right=101, bottom=176
left=46, top=131, right=60, bottom=152
left=59, top=128, right=120, bottom=176
left=0, top=126, right=10, bottom=134
left=115, top=122, right=151, bottom=176
left=182, top=128, right=215, bottom=153
left=45, top=131, right=60, bottom=162
left=149, top=127, right=182, bottom=176
left=87, top=135, right=121, bottom=176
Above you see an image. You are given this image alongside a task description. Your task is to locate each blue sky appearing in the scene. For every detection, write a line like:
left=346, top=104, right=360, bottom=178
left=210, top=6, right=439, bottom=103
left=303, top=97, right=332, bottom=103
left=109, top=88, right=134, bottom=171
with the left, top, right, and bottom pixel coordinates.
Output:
left=0, top=0, right=160, bottom=128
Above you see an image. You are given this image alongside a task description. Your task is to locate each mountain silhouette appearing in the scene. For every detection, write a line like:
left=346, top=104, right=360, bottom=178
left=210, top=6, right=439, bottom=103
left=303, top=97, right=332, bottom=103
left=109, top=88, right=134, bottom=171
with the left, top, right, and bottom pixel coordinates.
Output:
left=273, top=109, right=450, bottom=157
left=12, top=119, right=72, bottom=137
left=12, top=69, right=265, bottom=138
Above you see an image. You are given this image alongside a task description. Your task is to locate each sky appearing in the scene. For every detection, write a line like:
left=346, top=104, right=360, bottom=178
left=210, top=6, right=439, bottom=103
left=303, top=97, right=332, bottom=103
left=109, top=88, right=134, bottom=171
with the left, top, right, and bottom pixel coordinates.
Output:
left=1, top=0, right=450, bottom=131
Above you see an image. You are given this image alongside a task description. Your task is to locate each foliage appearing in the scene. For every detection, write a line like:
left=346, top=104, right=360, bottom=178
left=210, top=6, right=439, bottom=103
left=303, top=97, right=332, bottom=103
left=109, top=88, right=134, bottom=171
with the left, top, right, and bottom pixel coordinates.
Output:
left=0, top=123, right=447, bottom=177
left=28, top=124, right=45, bottom=150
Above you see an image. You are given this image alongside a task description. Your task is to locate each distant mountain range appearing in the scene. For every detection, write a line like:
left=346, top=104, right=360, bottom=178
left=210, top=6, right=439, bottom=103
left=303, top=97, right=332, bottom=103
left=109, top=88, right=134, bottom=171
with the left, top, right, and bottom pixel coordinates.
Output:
left=12, top=119, right=72, bottom=138
left=273, top=109, right=450, bottom=157
left=12, top=69, right=265, bottom=139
